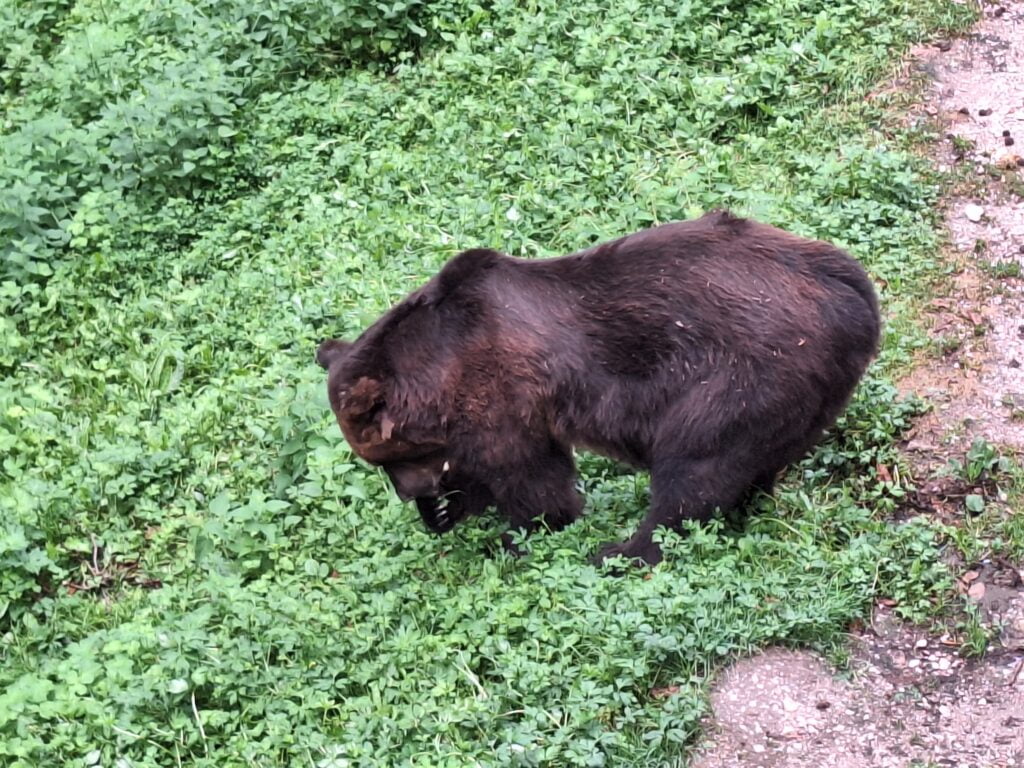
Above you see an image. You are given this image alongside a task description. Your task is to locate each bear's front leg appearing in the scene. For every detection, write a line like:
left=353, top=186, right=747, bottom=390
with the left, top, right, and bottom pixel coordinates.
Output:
left=490, top=442, right=583, bottom=546
left=593, top=537, right=664, bottom=568
left=596, top=446, right=759, bottom=568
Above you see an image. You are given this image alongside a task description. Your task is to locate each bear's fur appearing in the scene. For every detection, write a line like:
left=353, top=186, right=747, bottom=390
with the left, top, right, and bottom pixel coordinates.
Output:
left=317, top=210, right=881, bottom=565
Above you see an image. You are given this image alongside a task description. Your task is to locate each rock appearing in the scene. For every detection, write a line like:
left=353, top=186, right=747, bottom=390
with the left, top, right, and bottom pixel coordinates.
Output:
left=964, top=204, right=985, bottom=222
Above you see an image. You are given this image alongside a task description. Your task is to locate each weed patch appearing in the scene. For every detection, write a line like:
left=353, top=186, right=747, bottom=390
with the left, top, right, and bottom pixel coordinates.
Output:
left=0, top=0, right=981, bottom=764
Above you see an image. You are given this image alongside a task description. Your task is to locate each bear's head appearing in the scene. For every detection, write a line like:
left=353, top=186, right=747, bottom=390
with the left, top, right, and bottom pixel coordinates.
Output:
left=316, top=337, right=443, bottom=465
left=316, top=335, right=494, bottom=532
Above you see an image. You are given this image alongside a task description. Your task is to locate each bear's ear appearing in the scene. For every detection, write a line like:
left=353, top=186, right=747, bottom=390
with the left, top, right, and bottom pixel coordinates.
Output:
left=338, top=377, right=445, bottom=454
left=341, top=376, right=384, bottom=417
left=316, top=338, right=352, bottom=369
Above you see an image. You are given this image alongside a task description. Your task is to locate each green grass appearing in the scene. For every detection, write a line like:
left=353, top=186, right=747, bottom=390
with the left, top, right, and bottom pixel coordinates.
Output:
left=0, top=0, right=990, bottom=765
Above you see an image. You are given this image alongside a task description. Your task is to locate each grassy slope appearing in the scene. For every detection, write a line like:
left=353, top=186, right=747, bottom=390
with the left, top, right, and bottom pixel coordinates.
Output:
left=0, top=0, right=981, bottom=765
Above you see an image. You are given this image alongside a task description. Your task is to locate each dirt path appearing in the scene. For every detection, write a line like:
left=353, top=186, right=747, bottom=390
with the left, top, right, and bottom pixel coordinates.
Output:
left=693, top=3, right=1024, bottom=766
left=902, top=1, right=1024, bottom=456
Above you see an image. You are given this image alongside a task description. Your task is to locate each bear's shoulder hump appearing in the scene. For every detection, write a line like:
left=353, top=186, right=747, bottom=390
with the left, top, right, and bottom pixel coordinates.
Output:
left=436, top=248, right=506, bottom=297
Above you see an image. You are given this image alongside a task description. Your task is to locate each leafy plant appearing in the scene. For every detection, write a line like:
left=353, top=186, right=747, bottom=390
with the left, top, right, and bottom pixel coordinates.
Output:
left=956, top=600, right=992, bottom=658
left=0, top=0, right=985, bottom=764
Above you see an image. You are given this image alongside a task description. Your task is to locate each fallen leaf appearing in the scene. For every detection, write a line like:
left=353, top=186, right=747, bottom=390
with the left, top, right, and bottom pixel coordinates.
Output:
left=650, top=685, right=680, bottom=699
left=997, top=153, right=1022, bottom=169
left=962, top=570, right=980, bottom=583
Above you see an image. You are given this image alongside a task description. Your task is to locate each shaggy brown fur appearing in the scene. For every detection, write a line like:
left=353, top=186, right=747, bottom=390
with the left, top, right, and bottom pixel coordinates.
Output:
left=316, top=210, right=881, bottom=565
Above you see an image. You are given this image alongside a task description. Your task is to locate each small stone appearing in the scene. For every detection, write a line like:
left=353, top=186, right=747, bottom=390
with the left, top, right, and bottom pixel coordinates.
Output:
left=937, top=657, right=952, bottom=671
left=968, top=581, right=986, bottom=600
left=752, top=744, right=765, bottom=754
left=964, top=204, right=985, bottom=222
left=915, top=638, right=928, bottom=649
left=959, top=107, right=971, bottom=115
left=909, top=659, right=921, bottom=668
left=1005, top=136, right=1015, bottom=146
left=978, top=108, right=993, bottom=116
left=1003, top=129, right=1011, bottom=137
left=783, top=697, right=800, bottom=712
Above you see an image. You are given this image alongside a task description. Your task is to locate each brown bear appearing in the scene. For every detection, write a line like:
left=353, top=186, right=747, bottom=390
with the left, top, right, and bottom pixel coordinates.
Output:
left=316, top=210, right=881, bottom=566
